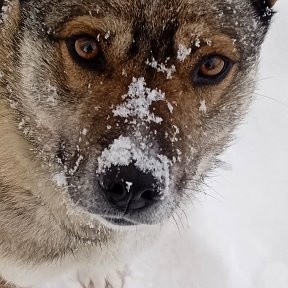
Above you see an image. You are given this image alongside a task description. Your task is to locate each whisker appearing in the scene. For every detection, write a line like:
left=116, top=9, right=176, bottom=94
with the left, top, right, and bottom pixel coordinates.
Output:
left=201, top=181, right=225, bottom=201
left=256, top=76, right=274, bottom=82
left=179, top=207, right=189, bottom=227
left=175, top=209, right=185, bottom=230
left=172, top=215, right=181, bottom=236
left=254, top=92, right=288, bottom=110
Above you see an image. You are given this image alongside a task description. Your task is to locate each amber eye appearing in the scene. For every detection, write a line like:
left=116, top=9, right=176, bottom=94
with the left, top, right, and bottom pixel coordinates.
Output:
left=193, top=55, right=232, bottom=85
left=200, top=56, right=226, bottom=77
left=66, top=35, right=106, bottom=71
left=74, top=37, right=99, bottom=60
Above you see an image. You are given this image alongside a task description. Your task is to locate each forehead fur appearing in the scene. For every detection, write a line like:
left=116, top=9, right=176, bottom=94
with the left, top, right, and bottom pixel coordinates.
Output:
left=20, top=0, right=270, bottom=59
left=23, top=0, right=256, bottom=25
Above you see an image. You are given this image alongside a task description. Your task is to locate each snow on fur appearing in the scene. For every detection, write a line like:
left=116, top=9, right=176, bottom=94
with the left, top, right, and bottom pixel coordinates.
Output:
left=113, top=77, right=165, bottom=124
left=96, top=136, right=171, bottom=195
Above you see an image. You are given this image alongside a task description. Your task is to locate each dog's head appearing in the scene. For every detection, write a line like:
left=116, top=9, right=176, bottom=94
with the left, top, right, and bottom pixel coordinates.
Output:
left=0, top=0, right=276, bottom=229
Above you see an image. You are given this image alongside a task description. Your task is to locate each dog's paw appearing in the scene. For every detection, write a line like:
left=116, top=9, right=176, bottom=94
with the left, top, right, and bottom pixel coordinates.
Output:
left=77, top=268, right=127, bottom=288
left=105, top=270, right=126, bottom=288
left=77, top=272, right=105, bottom=288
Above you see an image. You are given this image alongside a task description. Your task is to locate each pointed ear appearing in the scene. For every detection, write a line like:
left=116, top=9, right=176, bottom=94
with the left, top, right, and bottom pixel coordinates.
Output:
left=253, top=0, right=277, bottom=8
left=251, top=0, right=276, bottom=24
left=251, top=0, right=277, bottom=10
left=267, top=0, right=277, bottom=8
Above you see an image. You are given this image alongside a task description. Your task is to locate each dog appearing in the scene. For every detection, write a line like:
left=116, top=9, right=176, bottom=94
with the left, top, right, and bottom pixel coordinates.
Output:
left=0, top=0, right=276, bottom=287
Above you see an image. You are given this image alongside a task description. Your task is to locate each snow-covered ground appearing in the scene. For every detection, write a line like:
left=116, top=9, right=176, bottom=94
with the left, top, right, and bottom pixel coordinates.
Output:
left=125, top=2, right=288, bottom=287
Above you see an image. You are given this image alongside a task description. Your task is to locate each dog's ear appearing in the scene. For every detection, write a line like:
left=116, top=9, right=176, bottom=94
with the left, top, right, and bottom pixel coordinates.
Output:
left=251, top=0, right=277, bottom=24
left=252, top=0, right=277, bottom=8
left=267, top=0, right=277, bottom=7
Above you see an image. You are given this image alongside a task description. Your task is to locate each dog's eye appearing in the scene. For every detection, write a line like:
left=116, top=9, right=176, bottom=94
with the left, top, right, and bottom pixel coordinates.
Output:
left=193, top=55, right=232, bottom=85
left=74, top=37, right=100, bottom=60
left=66, top=35, right=105, bottom=71
left=200, top=56, right=226, bottom=76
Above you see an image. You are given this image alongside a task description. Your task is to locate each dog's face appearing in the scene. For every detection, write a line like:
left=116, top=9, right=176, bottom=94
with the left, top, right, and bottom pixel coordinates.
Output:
left=0, top=0, right=276, bottom=229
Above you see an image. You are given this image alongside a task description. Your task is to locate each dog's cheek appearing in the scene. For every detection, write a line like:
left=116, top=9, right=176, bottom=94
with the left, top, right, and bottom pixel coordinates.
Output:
left=14, top=36, right=76, bottom=167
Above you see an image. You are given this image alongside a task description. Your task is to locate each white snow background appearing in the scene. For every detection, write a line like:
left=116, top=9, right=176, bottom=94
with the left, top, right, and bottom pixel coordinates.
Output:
left=40, top=1, right=288, bottom=287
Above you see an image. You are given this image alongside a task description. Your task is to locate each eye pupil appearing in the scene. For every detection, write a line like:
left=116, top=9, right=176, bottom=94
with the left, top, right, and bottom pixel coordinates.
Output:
left=204, top=58, right=217, bottom=69
left=74, top=37, right=99, bottom=60
left=200, top=56, right=226, bottom=77
left=81, top=41, right=96, bottom=53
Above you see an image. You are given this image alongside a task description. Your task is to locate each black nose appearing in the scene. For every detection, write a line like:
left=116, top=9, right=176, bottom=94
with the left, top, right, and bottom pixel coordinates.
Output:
left=98, top=164, right=162, bottom=211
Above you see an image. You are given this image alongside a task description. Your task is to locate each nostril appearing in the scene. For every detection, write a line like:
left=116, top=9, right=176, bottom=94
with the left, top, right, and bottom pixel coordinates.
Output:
left=108, top=183, right=127, bottom=199
left=98, top=179, right=131, bottom=210
left=98, top=179, right=127, bottom=201
left=141, top=189, right=161, bottom=201
left=127, top=188, right=162, bottom=211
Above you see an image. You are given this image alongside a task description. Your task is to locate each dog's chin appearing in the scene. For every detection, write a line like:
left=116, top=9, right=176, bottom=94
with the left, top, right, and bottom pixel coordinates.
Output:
left=94, top=215, right=154, bottom=231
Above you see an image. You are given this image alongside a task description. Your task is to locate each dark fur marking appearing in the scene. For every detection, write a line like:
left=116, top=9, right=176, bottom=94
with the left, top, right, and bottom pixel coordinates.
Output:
left=251, top=0, right=275, bottom=25
left=128, top=20, right=179, bottom=61
left=150, top=21, right=179, bottom=61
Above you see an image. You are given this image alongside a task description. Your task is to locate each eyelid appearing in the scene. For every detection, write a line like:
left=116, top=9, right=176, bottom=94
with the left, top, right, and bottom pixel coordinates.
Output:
left=53, top=30, right=102, bottom=42
left=197, top=54, right=236, bottom=66
left=192, top=55, right=233, bottom=86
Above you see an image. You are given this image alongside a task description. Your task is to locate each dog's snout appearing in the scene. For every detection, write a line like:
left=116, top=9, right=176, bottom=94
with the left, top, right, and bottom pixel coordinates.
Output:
left=98, top=165, right=162, bottom=211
